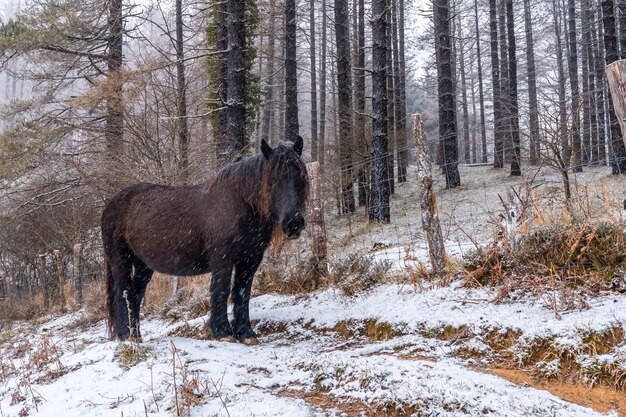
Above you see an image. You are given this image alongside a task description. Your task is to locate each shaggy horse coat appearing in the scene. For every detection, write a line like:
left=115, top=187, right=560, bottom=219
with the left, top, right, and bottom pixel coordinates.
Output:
left=102, top=138, right=308, bottom=343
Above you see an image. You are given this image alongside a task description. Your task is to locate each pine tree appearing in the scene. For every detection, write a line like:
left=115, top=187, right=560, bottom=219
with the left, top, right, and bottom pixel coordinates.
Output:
left=489, top=0, right=503, bottom=168
left=285, top=0, right=299, bottom=141
left=434, top=0, right=461, bottom=188
left=523, top=0, right=540, bottom=165
left=475, top=0, right=488, bottom=164
left=370, top=0, right=391, bottom=222
left=506, top=0, right=521, bottom=176
left=567, top=0, right=583, bottom=173
left=335, top=0, right=355, bottom=213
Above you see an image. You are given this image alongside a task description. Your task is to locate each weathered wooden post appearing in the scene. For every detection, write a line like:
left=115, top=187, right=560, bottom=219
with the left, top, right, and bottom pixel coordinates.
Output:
left=53, top=250, right=64, bottom=311
left=39, top=254, right=49, bottom=309
left=25, top=264, right=33, bottom=297
left=306, top=161, right=328, bottom=276
left=171, top=276, right=179, bottom=299
left=606, top=60, right=626, bottom=149
left=411, top=114, right=447, bottom=274
left=73, top=244, right=83, bottom=307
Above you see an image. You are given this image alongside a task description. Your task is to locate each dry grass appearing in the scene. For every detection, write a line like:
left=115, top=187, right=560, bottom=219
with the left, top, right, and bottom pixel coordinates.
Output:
left=144, top=274, right=211, bottom=320
left=463, top=214, right=626, bottom=305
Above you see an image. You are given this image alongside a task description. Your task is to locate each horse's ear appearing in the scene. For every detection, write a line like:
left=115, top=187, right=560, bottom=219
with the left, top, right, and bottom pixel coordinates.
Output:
left=261, top=139, right=273, bottom=160
left=293, top=135, right=303, bottom=156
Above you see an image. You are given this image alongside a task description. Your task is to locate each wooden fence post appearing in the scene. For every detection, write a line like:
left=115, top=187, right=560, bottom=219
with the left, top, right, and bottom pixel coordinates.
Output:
left=306, top=161, right=328, bottom=276
left=606, top=60, right=626, bottom=150
left=73, top=244, right=83, bottom=307
left=411, top=114, right=447, bottom=274
left=25, top=264, right=33, bottom=297
left=39, top=254, right=49, bottom=309
left=171, top=276, right=179, bottom=299
left=53, top=250, right=64, bottom=311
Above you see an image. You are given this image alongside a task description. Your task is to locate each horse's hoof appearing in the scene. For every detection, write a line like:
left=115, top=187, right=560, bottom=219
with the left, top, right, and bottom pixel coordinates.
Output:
left=242, top=337, right=260, bottom=346
left=217, top=336, right=237, bottom=343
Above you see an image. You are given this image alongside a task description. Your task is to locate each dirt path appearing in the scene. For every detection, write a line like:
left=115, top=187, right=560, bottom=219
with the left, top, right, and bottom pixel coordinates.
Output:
left=489, top=368, right=625, bottom=417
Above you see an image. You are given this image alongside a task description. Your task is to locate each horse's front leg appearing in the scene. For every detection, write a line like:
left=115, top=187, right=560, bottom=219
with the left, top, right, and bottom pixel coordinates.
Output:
left=232, top=254, right=263, bottom=345
left=208, top=262, right=234, bottom=341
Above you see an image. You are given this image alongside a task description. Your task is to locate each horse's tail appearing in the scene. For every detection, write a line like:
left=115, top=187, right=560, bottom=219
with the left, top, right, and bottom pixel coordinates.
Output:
left=104, top=256, right=116, bottom=340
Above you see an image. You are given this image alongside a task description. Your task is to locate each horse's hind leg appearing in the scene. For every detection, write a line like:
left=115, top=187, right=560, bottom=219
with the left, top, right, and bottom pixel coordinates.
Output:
left=128, top=260, right=153, bottom=341
left=108, top=250, right=133, bottom=341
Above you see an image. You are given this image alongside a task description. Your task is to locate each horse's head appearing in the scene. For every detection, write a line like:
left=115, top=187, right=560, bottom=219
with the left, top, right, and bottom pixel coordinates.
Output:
left=261, top=136, right=308, bottom=239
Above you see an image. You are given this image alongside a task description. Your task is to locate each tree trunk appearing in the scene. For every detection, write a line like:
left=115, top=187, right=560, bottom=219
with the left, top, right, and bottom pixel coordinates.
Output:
left=499, top=0, right=510, bottom=167
left=392, top=0, right=405, bottom=181
left=386, top=5, right=395, bottom=195
left=319, top=0, right=327, bottom=169
left=176, top=0, right=189, bottom=182
left=584, top=0, right=599, bottom=165
left=523, top=0, right=540, bottom=165
left=580, top=0, right=591, bottom=164
left=475, top=0, right=488, bottom=164
left=39, top=254, right=49, bottom=310
left=470, top=46, right=479, bottom=164
left=506, top=0, right=521, bottom=176
left=260, top=0, right=277, bottom=146
left=354, top=0, right=369, bottom=206
left=285, top=0, right=299, bottom=141
left=227, top=0, right=247, bottom=156
left=397, top=0, right=409, bottom=180
left=106, top=0, right=124, bottom=173
left=310, top=0, right=318, bottom=161
left=594, top=4, right=607, bottom=165
left=369, top=0, right=391, bottom=222
left=334, top=0, right=355, bottom=213
left=555, top=0, right=569, bottom=167
left=53, top=250, right=64, bottom=311
left=73, top=244, right=83, bottom=307
left=568, top=0, right=583, bottom=173
left=214, top=0, right=229, bottom=165
left=457, top=15, right=471, bottom=164
left=490, top=0, right=503, bottom=168
left=603, top=0, right=626, bottom=174
left=434, top=0, right=461, bottom=188
left=619, top=0, right=626, bottom=57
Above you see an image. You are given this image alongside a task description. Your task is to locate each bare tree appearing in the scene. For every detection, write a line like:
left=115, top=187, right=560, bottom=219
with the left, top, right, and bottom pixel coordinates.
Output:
left=567, top=0, right=583, bottom=173
left=285, top=0, right=299, bottom=141
left=523, top=0, right=540, bottom=165
left=370, top=0, right=390, bottom=222
left=175, top=0, right=189, bottom=181
left=506, top=0, right=521, bottom=176
left=490, top=0, right=503, bottom=168
left=310, top=0, right=318, bottom=161
left=475, top=0, right=488, bottom=164
left=334, top=0, right=355, bottom=213
left=434, top=0, right=460, bottom=188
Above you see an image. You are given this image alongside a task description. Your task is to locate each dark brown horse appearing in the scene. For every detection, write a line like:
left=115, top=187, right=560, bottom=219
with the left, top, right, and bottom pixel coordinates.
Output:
left=102, top=137, right=308, bottom=344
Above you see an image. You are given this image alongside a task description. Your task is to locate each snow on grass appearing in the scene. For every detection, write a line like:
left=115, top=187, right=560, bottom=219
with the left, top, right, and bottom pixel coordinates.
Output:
left=253, top=281, right=626, bottom=341
left=1, top=281, right=624, bottom=416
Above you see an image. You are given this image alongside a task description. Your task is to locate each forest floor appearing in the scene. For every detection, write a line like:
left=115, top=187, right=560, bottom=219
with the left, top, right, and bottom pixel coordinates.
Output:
left=1, top=163, right=625, bottom=417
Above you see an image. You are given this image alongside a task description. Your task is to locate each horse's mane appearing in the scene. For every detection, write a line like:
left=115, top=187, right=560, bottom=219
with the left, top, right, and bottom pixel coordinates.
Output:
left=206, top=149, right=309, bottom=220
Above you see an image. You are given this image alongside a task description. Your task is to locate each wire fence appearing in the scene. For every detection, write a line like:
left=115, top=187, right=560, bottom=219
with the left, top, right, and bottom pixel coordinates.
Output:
left=0, top=125, right=625, bottom=311
left=270, top=127, right=626, bottom=284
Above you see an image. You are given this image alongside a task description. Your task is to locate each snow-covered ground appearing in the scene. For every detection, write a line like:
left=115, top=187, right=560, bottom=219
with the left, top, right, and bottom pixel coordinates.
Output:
left=1, top=281, right=624, bottom=417
left=1, top=165, right=625, bottom=416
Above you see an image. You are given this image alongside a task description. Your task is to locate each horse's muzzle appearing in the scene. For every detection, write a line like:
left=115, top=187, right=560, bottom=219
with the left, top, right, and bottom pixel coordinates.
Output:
left=283, top=212, right=306, bottom=239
